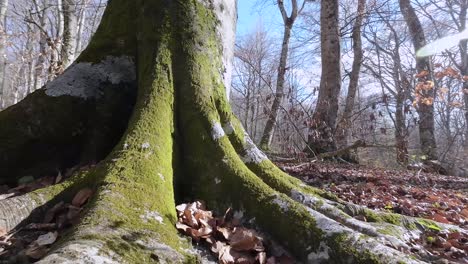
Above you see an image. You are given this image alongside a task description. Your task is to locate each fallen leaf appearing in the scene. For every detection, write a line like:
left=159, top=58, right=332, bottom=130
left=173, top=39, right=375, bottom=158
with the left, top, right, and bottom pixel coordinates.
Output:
left=229, top=227, right=263, bottom=251
left=72, top=188, right=93, bottom=207
left=25, top=245, right=48, bottom=259
left=36, top=231, right=58, bottom=246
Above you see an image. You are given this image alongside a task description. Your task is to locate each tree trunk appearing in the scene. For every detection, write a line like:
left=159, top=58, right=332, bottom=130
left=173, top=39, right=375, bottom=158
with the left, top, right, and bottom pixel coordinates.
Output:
left=259, top=0, right=299, bottom=150
left=456, top=1, right=468, bottom=165
left=399, top=0, right=438, bottom=161
left=335, top=0, right=366, bottom=151
left=306, top=0, right=341, bottom=154
left=61, top=0, right=78, bottom=68
left=0, top=0, right=455, bottom=263
left=0, top=0, right=7, bottom=109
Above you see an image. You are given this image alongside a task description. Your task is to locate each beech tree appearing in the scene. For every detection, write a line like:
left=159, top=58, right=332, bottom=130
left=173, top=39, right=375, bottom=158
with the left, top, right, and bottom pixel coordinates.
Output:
left=399, top=0, right=438, bottom=161
left=259, top=0, right=305, bottom=150
left=0, top=0, right=461, bottom=263
left=306, top=0, right=341, bottom=154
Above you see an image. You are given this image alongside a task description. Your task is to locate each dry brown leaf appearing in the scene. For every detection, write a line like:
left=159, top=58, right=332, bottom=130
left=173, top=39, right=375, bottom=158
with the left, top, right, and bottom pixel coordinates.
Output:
left=217, top=227, right=232, bottom=240
left=175, top=222, right=191, bottom=233
left=72, top=188, right=93, bottom=207
left=211, top=241, right=226, bottom=254
left=25, top=245, right=48, bottom=259
left=176, top=203, right=188, bottom=216
left=193, top=226, right=212, bottom=238
left=257, top=252, right=267, bottom=264
left=219, top=245, right=236, bottom=264
left=229, top=227, right=262, bottom=251
left=183, top=208, right=198, bottom=228
left=43, top=201, right=66, bottom=223
left=36, top=231, right=58, bottom=246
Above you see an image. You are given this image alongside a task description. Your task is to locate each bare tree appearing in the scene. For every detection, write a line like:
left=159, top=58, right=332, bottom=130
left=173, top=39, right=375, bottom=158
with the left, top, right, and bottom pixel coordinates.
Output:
left=305, top=0, right=341, bottom=154
left=399, top=0, right=438, bottom=161
left=0, top=0, right=8, bottom=109
left=335, top=0, right=366, bottom=151
left=259, top=0, right=307, bottom=150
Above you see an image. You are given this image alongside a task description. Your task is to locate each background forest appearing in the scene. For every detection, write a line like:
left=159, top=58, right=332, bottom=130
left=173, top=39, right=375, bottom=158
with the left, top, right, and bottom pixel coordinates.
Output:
left=0, top=0, right=466, bottom=174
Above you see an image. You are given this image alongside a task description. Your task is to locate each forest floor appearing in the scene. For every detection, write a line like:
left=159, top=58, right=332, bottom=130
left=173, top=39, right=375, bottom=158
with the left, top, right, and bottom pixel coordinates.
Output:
left=277, top=160, right=468, bottom=263
left=0, top=161, right=467, bottom=263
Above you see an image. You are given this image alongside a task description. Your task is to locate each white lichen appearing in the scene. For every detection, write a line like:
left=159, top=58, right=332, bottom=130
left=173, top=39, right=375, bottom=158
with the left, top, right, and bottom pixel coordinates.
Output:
left=45, top=56, right=136, bottom=98
left=211, top=121, right=226, bottom=140
left=158, top=173, right=165, bottom=182
left=307, top=242, right=330, bottom=262
left=272, top=195, right=289, bottom=212
left=37, top=240, right=120, bottom=264
left=241, top=131, right=268, bottom=164
left=140, top=210, right=164, bottom=224
left=222, top=121, right=235, bottom=135
left=141, top=142, right=151, bottom=149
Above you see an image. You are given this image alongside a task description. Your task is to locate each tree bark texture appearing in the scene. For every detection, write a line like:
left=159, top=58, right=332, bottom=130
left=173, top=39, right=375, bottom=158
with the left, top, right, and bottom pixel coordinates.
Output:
left=399, top=0, right=438, bottom=160
left=0, top=0, right=8, bottom=109
left=306, top=0, right=341, bottom=154
left=335, top=0, right=366, bottom=150
left=0, top=0, right=456, bottom=263
left=259, top=0, right=299, bottom=150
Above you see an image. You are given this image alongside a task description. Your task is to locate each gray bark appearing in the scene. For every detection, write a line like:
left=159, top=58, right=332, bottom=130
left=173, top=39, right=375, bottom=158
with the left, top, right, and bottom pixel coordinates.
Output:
left=306, top=0, right=341, bottom=154
left=259, top=0, right=301, bottom=150
left=61, top=0, right=78, bottom=68
left=335, top=0, right=366, bottom=150
left=399, top=0, right=438, bottom=160
left=0, top=0, right=7, bottom=109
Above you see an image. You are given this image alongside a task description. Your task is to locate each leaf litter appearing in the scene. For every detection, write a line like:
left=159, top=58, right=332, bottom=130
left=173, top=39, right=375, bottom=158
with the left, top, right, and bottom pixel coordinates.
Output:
left=176, top=201, right=295, bottom=264
left=0, top=165, right=94, bottom=263
left=279, top=160, right=468, bottom=263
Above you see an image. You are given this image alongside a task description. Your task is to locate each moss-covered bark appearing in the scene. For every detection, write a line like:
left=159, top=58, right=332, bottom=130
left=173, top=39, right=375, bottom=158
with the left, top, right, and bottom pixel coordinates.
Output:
left=0, top=0, right=457, bottom=263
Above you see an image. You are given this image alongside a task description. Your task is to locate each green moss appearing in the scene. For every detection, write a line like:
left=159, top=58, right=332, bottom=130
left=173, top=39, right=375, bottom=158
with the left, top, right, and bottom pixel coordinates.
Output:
left=416, top=219, right=441, bottom=231
left=326, top=233, right=381, bottom=264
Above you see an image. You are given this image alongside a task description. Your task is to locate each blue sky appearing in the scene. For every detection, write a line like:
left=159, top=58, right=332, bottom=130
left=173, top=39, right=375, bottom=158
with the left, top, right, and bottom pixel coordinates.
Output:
left=236, top=1, right=281, bottom=36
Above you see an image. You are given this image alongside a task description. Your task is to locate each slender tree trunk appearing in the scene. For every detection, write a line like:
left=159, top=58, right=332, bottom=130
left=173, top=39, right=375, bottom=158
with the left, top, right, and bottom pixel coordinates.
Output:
left=0, top=0, right=7, bottom=109
left=259, top=0, right=300, bottom=150
left=61, top=0, right=78, bottom=68
left=306, top=0, right=341, bottom=154
left=395, top=89, right=408, bottom=164
left=0, top=1, right=457, bottom=263
left=75, top=0, right=87, bottom=54
left=335, top=0, right=366, bottom=150
left=399, top=0, right=438, bottom=160
left=456, top=1, right=468, bottom=164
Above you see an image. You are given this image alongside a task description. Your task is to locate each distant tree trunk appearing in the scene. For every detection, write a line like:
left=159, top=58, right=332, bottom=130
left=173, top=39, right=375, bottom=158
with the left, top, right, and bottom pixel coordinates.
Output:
left=335, top=0, right=366, bottom=150
left=75, top=0, right=87, bottom=54
left=0, top=0, right=7, bottom=109
left=33, top=0, right=49, bottom=91
left=306, top=0, right=341, bottom=154
left=61, top=0, right=78, bottom=68
left=259, top=0, right=301, bottom=150
left=399, top=0, right=438, bottom=161
left=456, top=1, right=468, bottom=164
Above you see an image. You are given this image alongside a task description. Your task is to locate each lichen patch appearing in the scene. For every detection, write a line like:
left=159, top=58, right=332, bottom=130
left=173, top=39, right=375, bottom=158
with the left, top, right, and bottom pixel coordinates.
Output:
left=211, top=122, right=226, bottom=140
left=140, top=210, right=164, bottom=224
left=37, top=240, right=120, bottom=264
left=307, top=242, right=330, bottom=262
left=272, top=195, right=289, bottom=212
left=45, top=56, right=136, bottom=98
left=241, top=132, right=267, bottom=164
